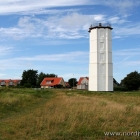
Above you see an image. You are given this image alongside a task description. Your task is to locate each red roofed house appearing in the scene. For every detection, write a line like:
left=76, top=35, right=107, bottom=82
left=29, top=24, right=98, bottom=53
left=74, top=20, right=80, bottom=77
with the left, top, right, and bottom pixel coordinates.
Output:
left=65, top=82, right=70, bottom=88
left=77, top=77, right=89, bottom=90
left=40, top=77, right=65, bottom=88
left=0, top=79, right=21, bottom=87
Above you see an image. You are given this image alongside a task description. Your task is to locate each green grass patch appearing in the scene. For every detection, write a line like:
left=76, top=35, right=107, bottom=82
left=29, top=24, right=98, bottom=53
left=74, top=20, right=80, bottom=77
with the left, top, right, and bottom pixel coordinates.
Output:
left=0, top=88, right=140, bottom=140
left=0, top=88, right=55, bottom=119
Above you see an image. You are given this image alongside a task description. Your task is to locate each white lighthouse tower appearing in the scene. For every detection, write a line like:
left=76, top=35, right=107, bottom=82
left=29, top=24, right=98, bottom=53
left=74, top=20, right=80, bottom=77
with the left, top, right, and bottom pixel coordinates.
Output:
left=88, top=23, right=113, bottom=91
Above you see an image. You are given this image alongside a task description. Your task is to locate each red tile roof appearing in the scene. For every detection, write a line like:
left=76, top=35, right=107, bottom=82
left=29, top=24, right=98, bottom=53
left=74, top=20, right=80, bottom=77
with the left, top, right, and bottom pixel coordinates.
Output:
left=77, top=77, right=89, bottom=85
left=40, top=77, right=63, bottom=86
left=12, top=80, right=21, bottom=83
left=0, top=79, right=21, bottom=83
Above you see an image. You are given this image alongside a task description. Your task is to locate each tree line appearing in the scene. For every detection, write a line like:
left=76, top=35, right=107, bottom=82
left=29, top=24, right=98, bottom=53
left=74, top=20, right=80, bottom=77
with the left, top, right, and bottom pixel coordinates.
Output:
left=20, top=70, right=57, bottom=88
left=20, top=69, right=77, bottom=88
left=20, top=69, right=140, bottom=90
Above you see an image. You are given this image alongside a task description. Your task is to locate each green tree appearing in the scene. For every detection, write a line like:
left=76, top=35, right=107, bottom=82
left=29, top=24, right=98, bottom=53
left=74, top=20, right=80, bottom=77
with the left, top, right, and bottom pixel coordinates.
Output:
left=37, top=72, right=47, bottom=87
left=45, top=73, right=57, bottom=78
left=121, top=71, right=140, bottom=90
left=20, top=69, right=38, bottom=88
left=68, top=78, right=77, bottom=88
left=113, top=78, right=120, bottom=86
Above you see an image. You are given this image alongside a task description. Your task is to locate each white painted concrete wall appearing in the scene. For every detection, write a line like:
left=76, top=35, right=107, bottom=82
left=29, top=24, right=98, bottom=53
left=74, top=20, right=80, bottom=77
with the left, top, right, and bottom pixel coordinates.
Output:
left=89, top=27, right=113, bottom=91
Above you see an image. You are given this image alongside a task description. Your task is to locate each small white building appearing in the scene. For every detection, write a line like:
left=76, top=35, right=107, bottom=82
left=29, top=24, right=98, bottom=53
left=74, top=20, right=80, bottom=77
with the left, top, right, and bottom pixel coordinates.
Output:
left=77, top=77, right=88, bottom=90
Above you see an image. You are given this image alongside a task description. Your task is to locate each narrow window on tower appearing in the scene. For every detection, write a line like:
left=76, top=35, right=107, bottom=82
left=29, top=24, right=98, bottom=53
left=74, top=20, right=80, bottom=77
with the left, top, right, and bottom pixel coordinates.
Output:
left=100, top=64, right=105, bottom=74
left=100, top=53, right=104, bottom=62
left=100, top=42, right=104, bottom=49
left=100, top=30, right=104, bottom=37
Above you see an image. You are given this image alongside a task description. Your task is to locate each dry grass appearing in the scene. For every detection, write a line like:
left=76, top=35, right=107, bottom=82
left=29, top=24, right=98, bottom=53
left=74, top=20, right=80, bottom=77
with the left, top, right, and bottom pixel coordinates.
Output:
left=0, top=89, right=140, bottom=140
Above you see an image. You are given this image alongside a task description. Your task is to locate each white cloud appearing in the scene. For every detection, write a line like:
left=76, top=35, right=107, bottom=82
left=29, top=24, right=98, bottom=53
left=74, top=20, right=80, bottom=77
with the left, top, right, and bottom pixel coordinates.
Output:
left=114, top=48, right=140, bottom=56
left=0, top=16, right=42, bottom=39
left=17, top=51, right=88, bottom=62
left=0, top=46, right=13, bottom=55
left=125, top=61, right=140, bottom=66
left=0, top=27, right=31, bottom=40
left=0, top=51, right=88, bottom=70
left=18, top=17, right=35, bottom=30
left=113, top=47, right=140, bottom=82
left=0, top=0, right=139, bottom=15
left=0, top=13, right=106, bottom=40
left=114, top=23, right=140, bottom=36
left=108, top=17, right=127, bottom=24
left=19, top=9, right=80, bottom=15
left=113, top=36, right=121, bottom=39
left=0, top=7, right=139, bottom=40
left=0, top=0, right=90, bottom=15
left=0, top=74, right=7, bottom=78
left=58, top=13, right=105, bottom=29
left=113, top=48, right=140, bottom=69
left=101, top=0, right=140, bottom=13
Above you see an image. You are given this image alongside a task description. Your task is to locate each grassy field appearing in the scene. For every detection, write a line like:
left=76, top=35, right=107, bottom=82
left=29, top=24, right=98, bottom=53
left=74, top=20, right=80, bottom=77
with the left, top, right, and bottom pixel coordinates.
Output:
left=0, top=88, right=140, bottom=140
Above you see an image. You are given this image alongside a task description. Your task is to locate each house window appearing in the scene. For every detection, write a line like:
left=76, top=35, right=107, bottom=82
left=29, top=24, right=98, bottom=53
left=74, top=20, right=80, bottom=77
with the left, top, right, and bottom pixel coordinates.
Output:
left=81, top=80, right=88, bottom=85
left=46, top=80, right=52, bottom=84
left=1, top=82, right=5, bottom=85
left=9, top=81, right=13, bottom=85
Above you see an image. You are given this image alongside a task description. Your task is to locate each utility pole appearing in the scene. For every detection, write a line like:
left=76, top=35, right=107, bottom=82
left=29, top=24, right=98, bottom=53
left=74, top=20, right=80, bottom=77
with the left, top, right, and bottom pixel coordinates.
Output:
left=73, top=74, right=74, bottom=89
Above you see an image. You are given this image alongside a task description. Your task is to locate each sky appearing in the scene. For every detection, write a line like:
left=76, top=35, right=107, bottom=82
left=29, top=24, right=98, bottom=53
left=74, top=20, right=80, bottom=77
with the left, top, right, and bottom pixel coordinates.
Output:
left=0, top=0, right=140, bottom=83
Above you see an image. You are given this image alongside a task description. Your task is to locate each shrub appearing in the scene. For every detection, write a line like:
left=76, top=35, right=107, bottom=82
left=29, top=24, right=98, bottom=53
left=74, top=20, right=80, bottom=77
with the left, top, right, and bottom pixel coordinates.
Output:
left=114, top=86, right=128, bottom=91
left=121, top=71, right=140, bottom=90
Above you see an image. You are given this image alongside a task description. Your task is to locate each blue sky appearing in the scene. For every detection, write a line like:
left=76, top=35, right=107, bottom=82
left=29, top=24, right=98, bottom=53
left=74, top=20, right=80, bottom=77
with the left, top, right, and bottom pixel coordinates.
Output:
left=0, top=0, right=140, bottom=83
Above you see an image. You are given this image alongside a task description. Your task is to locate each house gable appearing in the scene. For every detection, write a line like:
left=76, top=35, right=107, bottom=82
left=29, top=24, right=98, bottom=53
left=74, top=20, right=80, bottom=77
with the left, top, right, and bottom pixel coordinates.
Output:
left=77, top=77, right=89, bottom=85
left=77, top=77, right=89, bottom=90
left=59, top=78, right=65, bottom=87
